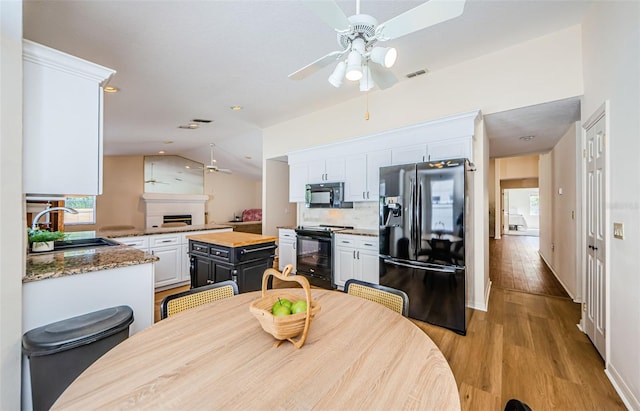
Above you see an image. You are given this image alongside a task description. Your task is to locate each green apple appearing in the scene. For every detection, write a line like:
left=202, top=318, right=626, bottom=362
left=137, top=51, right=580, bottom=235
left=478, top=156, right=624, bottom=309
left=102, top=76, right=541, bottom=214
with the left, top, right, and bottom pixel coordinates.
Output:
left=291, top=300, right=307, bottom=314
left=272, top=299, right=292, bottom=316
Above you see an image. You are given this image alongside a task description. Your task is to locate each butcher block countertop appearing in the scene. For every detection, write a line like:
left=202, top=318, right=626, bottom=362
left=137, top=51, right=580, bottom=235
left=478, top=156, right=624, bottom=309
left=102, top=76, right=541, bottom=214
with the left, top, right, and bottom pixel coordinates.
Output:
left=186, top=231, right=277, bottom=247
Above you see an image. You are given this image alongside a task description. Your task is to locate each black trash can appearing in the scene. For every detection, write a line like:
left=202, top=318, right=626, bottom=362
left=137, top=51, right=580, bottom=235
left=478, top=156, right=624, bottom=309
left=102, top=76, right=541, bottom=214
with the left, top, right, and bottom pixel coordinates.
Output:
left=22, top=305, right=134, bottom=411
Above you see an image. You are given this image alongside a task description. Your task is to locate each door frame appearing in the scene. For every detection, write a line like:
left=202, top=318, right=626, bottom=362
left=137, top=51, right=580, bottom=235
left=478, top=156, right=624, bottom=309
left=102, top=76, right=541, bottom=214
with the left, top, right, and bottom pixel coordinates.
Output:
left=580, top=100, right=610, bottom=362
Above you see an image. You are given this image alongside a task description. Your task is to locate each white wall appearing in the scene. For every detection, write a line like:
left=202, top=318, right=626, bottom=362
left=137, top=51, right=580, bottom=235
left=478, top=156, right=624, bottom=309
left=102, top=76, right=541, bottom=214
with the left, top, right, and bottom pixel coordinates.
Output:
left=263, top=158, right=296, bottom=237
left=204, top=171, right=261, bottom=224
left=0, top=1, right=24, bottom=408
left=582, top=2, right=640, bottom=409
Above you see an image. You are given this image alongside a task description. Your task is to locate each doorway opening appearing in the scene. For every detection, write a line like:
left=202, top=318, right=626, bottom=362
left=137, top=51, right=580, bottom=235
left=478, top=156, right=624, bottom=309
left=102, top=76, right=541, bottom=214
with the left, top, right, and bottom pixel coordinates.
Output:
left=503, top=187, right=540, bottom=237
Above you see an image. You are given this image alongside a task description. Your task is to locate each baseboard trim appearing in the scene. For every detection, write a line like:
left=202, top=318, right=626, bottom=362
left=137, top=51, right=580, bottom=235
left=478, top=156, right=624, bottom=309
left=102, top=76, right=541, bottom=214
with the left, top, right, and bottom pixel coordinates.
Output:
left=606, top=363, right=640, bottom=411
left=468, top=280, right=491, bottom=312
left=538, top=252, right=579, bottom=302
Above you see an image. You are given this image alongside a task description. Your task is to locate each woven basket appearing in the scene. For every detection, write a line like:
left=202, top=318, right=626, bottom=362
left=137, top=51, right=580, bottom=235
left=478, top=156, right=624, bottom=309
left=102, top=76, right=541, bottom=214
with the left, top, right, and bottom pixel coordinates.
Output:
left=249, top=265, right=320, bottom=348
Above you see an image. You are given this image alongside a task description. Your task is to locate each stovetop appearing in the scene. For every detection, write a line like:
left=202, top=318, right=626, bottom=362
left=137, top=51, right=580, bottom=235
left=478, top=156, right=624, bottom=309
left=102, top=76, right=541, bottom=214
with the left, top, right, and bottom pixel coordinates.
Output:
left=295, top=224, right=354, bottom=234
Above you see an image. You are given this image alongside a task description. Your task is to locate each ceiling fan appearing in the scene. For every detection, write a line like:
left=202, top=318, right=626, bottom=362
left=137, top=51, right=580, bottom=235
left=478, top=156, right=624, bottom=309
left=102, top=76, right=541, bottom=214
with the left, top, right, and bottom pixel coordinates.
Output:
left=204, top=143, right=232, bottom=174
left=145, top=162, right=169, bottom=185
left=289, top=0, right=466, bottom=91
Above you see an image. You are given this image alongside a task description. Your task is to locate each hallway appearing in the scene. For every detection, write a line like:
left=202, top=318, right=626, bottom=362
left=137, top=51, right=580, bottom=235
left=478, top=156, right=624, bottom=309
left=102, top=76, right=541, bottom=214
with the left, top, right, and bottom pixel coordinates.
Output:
left=490, top=234, right=569, bottom=298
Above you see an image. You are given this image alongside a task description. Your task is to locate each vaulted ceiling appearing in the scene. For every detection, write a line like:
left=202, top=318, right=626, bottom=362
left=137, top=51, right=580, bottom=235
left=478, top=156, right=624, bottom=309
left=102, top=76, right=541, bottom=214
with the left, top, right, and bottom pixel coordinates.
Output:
left=23, top=0, right=592, bottom=179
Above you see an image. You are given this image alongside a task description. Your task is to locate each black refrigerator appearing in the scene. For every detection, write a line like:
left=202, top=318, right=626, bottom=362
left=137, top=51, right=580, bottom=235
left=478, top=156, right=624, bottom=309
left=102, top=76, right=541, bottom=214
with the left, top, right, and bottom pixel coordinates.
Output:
left=379, top=158, right=468, bottom=334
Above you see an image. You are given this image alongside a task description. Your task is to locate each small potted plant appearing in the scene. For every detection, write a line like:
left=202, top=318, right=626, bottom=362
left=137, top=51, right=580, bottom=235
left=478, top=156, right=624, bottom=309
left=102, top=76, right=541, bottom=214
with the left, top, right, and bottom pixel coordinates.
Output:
left=28, top=228, right=65, bottom=252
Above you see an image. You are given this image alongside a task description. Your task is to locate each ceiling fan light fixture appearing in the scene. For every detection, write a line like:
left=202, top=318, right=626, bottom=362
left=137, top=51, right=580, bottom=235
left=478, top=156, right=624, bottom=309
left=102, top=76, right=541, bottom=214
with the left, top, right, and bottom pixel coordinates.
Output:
left=371, top=47, right=397, bottom=68
left=359, top=65, right=374, bottom=91
left=328, top=61, right=346, bottom=88
left=345, top=51, right=363, bottom=81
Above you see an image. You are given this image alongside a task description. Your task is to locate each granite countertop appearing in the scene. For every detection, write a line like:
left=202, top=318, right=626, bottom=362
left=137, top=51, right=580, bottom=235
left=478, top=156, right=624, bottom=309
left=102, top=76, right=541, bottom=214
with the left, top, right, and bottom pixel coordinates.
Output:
left=187, top=231, right=277, bottom=247
left=339, top=229, right=379, bottom=237
left=24, top=245, right=158, bottom=283
left=98, top=223, right=233, bottom=238
left=276, top=226, right=378, bottom=237
left=25, top=224, right=236, bottom=284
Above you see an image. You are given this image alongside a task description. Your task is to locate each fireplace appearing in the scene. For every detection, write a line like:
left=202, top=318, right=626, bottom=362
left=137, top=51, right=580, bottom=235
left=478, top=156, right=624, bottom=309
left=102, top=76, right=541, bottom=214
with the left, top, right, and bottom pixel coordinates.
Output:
left=141, top=193, right=208, bottom=228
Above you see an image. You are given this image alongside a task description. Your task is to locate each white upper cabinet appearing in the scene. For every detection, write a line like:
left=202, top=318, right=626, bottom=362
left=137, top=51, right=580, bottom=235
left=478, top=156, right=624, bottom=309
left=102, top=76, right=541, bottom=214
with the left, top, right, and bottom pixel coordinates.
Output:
left=289, top=163, right=308, bottom=203
left=22, top=40, right=115, bottom=196
left=427, top=137, right=472, bottom=162
left=307, top=158, right=345, bottom=183
left=345, top=149, right=391, bottom=202
left=391, top=144, right=428, bottom=165
left=287, top=111, right=479, bottom=202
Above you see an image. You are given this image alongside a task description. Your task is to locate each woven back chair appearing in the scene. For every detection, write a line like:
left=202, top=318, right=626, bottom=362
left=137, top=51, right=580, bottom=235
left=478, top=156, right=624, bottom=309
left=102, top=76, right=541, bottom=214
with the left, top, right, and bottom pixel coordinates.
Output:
left=160, top=280, right=238, bottom=319
left=344, top=279, right=409, bottom=317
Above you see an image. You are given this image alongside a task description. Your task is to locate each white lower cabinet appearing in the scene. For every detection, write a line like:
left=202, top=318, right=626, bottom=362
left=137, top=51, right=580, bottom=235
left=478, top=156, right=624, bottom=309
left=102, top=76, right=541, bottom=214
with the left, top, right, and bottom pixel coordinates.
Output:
left=113, top=228, right=232, bottom=290
left=151, top=244, right=182, bottom=288
left=333, top=234, right=379, bottom=289
left=278, top=229, right=297, bottom=273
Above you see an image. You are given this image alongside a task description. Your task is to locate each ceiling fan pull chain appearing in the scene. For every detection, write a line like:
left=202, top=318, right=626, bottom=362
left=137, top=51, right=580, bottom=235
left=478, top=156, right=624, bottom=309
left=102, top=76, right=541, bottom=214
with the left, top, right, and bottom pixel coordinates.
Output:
left=365, top=88, right=370, bottom=121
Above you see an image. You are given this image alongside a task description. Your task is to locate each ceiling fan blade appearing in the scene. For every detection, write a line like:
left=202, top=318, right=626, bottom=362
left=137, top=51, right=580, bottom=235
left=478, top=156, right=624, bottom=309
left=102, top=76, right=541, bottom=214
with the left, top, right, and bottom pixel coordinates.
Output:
left=288, top=50, right=345, bottom=80
left=369, top=64, right=399, bottom=90
left=218, top=169, right=232, bottom=174
left=301, top=0, right=350, bottom=31
left=377, top=0, right=466, bottom=41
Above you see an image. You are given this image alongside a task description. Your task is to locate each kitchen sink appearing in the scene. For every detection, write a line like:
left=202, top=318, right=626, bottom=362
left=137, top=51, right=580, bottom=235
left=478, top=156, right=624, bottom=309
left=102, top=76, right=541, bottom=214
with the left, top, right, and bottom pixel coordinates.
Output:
left=53, top=237, right=120, bottom=251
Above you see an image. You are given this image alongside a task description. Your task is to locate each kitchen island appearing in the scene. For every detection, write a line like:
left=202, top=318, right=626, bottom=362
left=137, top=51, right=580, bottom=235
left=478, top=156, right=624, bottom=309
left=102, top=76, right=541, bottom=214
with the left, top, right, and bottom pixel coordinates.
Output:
left=187, top=231, right=277, bottom=293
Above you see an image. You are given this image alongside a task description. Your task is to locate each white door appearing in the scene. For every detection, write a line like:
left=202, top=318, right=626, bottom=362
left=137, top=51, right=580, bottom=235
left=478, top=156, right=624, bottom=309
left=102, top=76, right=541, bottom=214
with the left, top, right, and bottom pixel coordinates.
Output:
left=584, top=111, right=607, bottom=359
left=502, top=190, right=509, bottom=234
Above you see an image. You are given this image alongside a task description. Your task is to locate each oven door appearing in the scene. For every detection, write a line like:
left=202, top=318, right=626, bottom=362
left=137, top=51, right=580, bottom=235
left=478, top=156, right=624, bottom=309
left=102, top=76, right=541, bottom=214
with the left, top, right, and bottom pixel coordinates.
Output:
left=295, top=233, right=334, bottom=289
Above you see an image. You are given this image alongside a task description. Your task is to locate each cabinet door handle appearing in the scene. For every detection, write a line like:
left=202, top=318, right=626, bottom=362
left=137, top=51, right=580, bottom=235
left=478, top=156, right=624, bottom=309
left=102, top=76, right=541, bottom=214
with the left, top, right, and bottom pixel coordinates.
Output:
left=357, top=251, right=360, bottom=259
left=293, top=242, right=296, bottom=250
left=353, top=250, right=356, bottom=259
left=366, top=191, right=370, bottom=199
left=362, top=192, right=366, bottom=199
left=161, top=239, right=173, bottom=243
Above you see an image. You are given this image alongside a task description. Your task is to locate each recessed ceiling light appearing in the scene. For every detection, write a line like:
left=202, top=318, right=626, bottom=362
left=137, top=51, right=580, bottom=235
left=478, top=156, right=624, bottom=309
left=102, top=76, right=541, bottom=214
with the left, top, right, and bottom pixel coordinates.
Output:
left=158, top=150, right=166, bottom=154
left=163, top=140, right=173, bottom=144
left=519, top=135, right=535, bottom=141
left=104, top=86, right=119, bottom=93
left=230, top=105, right=243, bottom=111
left=178, top=124, right=198, bottom=129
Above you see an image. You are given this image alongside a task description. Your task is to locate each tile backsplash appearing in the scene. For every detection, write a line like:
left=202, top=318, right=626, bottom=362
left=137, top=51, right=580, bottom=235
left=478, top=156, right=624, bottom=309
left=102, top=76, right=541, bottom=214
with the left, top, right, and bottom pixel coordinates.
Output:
left=297, top=201, right=378, bottom=229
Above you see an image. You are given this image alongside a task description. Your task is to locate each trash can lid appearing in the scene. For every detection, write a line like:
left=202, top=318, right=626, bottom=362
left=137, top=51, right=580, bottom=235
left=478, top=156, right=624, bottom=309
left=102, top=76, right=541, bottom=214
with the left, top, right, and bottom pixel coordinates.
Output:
left=22, top=305, right=134, bottom=356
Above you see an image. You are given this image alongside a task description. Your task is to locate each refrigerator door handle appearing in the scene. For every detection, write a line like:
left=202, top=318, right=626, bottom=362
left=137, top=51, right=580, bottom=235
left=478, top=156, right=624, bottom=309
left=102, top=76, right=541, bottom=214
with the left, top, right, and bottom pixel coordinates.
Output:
left=417, top=181, right=423, bottom=255
left=383, top=258, right=456, bottom=273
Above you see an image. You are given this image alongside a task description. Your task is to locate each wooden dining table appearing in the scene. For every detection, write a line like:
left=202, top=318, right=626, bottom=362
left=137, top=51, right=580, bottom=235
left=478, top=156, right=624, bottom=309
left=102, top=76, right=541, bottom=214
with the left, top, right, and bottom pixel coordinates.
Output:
left=53, top=289, right=460, bottom=410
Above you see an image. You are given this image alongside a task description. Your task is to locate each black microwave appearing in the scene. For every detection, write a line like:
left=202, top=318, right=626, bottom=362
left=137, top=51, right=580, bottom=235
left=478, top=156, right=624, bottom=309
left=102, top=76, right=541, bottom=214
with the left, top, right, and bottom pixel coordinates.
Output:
left=305, top=182, right=353, bottom=208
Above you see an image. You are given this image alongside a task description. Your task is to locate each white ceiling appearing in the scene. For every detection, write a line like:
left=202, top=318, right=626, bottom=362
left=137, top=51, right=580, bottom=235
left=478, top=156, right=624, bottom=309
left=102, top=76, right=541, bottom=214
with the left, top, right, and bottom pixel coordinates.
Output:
left=23, top=0, right=592, bottom=180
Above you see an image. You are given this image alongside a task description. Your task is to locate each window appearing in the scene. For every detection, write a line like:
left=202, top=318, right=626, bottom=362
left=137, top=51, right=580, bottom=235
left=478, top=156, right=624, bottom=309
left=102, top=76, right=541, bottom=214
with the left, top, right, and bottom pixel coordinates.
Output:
left=65, top=196, right=96, bottom=225
left=529, top=194, right=539, bottom=216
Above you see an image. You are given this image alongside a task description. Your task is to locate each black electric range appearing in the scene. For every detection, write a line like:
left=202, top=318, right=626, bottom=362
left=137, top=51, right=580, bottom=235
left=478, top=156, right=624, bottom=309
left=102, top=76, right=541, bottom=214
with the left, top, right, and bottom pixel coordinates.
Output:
left=293, top=225, right=353, bottom=289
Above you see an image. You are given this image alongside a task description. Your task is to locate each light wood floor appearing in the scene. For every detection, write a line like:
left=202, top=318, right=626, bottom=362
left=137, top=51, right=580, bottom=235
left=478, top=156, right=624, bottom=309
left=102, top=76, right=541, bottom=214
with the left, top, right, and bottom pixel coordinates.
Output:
left=154, top=242, right=625, bottom=410
left=490, top=235, right=569, bottom=298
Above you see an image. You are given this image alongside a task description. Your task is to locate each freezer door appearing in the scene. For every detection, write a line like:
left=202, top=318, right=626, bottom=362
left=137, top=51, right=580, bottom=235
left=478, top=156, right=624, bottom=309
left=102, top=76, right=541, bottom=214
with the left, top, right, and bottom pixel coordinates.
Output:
left=379, top=163, right=417, bottom=261
left=379, top=257, right=466, bottom=334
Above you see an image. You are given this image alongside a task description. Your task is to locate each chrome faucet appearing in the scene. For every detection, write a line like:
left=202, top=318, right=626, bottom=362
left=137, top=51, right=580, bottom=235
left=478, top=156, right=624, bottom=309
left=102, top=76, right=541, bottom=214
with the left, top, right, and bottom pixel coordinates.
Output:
left=31, top=207, right=79, bottom=230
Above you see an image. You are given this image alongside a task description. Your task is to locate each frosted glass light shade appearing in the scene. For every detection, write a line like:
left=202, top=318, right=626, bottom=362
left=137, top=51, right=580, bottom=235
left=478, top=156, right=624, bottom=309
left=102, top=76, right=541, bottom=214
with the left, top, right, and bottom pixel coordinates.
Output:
left=345, top=51, right=363, bottom=81
left=328, top=61, right=346, bottom=88
left=359, top=65, right=374, bottom=91
left=371, top=47, right=397, bottom=68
